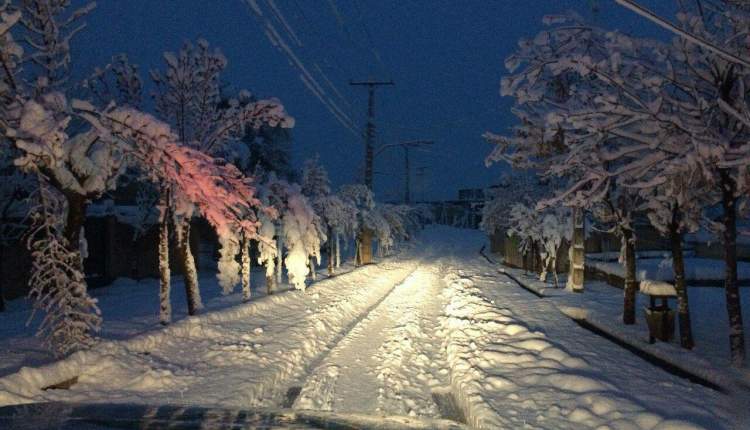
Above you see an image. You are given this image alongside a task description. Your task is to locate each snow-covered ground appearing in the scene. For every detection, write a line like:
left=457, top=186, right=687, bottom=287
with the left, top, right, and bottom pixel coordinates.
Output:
left=0, top=251, right=360, bottom=378
left=587, top=256, right=750, bottom=282
left=0, top=226, right=743, bottom=429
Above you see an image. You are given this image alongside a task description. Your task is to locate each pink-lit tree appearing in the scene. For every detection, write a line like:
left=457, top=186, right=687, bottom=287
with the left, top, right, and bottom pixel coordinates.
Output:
left=148, top=39, right=293, bottom=317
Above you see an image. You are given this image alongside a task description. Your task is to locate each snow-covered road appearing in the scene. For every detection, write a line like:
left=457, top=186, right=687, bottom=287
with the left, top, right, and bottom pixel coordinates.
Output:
left=293, top=264, right=452, bottom=418
left=0, top=226, right=742, bottom=429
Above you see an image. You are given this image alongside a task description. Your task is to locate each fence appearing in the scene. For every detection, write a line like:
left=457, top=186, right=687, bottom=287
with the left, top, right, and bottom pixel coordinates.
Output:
left=0, top=216, right=207, bottom=302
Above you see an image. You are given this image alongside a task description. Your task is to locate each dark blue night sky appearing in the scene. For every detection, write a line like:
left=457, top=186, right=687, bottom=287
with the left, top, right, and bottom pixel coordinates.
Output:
left=74, top=1, right=674, bottom=201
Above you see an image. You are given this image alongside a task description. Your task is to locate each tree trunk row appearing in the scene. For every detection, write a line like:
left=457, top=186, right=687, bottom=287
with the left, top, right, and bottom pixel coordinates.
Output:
left=720, top=170, right=745, bottom=366
left=567, top=207, right=585, bottom=293
left=669, top=206, right=694, bottom=349
left=622, top=227, right=637, bottom=325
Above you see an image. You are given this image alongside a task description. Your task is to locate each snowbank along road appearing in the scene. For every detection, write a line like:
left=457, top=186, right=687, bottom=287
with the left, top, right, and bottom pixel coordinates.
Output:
left=0, top=226, right=741, bottom=429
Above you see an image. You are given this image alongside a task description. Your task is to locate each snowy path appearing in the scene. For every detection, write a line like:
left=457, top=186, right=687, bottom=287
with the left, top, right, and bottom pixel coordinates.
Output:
left=0, top=255, right=422, bottom=409
left=293, top=264, right=452, bottom=418
left=0, top=226, right=741, bottom=429
left=434, top=233, right=736, bottom=429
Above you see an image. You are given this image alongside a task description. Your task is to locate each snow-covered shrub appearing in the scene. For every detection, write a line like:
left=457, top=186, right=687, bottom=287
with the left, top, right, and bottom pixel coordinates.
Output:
left=506, top=203, right=541, bottom=258
left=217, top=230, right=242, bottom=294
left=257, top=206, right=278, bottom=281
left=364, top=208, right=392, bottom=257
left=339, top=184, right=375, bottom=212
left=538, top=209, right=570, bottom=286
left=317, top=194, right=358, bottom=238
left=259, top=175, right=325, bottom=290
left=283, top=189, right=323, bottom=290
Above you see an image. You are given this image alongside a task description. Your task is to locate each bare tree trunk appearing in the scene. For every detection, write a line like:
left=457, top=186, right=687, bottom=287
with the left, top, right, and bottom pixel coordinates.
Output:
left=158, top=202, right=171, bottom=325
left=355, top=235, right=362, bottom=266
left=720, top=170, right=745, bottom=366
left=176, top=219, right=202, bottom=315
left=540, top=252, right=549, bottom=283
left=552, top=256, right=559, bottom=288
left=622, top=227, right=637, bottom=325
left=669, top=206, right=693, bottom=349
left=0, top=244, right=5, bottom=312
left=276, top=232, right=283, bottom=286
left=523, top=239, right=529, bottom=275
left=62, top=192, right=87, bottom=251
left=567, top=207, right=585, bottom=293
left=327, top=227, right=334, bottom=276
left=266, top=273, right=277, bottom=295
left=335, top=232, right=341, bottom=268
left=241, top=234, right=251, bottom=302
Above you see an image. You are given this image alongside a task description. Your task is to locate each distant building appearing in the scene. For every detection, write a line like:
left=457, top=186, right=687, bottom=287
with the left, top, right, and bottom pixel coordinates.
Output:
left=457, top=188, right=485, bottom=202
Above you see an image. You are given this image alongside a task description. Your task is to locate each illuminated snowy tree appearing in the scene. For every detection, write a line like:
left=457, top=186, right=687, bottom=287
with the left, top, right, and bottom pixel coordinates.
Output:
left=149, top=38, right=293, bottom=315
left=302, top=157, right=357, bottom=273
left=258, top=174, right=324, bottom=292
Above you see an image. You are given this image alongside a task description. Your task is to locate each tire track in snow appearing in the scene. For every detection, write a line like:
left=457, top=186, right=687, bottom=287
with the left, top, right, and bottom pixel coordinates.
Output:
left=0, top=259, right=422, bottom=409
left=288, top=263, right=423, bottom=411
left=292, top=261, right=457, bottom=420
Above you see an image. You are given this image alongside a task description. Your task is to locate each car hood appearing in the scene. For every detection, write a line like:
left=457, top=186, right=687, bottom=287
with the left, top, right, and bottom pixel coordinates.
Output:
left=0, top=402, right=469, bottom=430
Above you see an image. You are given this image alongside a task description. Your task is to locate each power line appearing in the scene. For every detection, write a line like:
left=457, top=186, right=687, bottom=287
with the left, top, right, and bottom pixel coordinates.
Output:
left=289, top=0, right=358, bottom=113
left=242, top=0, right=362, bottom=138
left=351, top=0, right=391, bottom=78
left=376, top=140, right=434, bottom=203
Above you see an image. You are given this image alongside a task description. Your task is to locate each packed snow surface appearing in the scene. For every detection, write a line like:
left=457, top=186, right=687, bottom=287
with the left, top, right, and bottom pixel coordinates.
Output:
left=0, top=226, right=740, bottom=429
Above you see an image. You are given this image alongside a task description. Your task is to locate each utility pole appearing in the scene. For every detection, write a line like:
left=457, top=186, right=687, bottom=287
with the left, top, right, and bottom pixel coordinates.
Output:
left=415, top=166, right=427, bottom=203
left=404, top=146, right=411, bottom=203
left=376, top=139, right=433, bottom=203
left=349, top=80, right=394, bottom=190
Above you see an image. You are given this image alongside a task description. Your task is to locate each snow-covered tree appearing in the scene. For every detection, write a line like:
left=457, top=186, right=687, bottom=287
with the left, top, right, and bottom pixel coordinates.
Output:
left=315, top=193, right=357, bottom=273
left=302, top=157, right=363, bottom=273
left=663, top=3, right=750, bottom=365
left=506, top=202, right=542, bottom=274
left=149, top=38, right=293, bottom=316
left=373, top=204, right=416, bottom=256
left=480, top=172, right=544, bottom=236
left=489, top=12, right=683, bottom=323
left=301, top=155, right=330, bottom=198
left=637, top=163, right=708, bottom=349
left=9, top=0, right=125, bottom=255
left=339, top=184, right=375, bottom=265
left=256, top=203, right=278, bottom=293
left=258, top=174, right=324, bottom=291
left=1, top=1, right=113, bottom=348
left=283, top=188, right=323, bottom=290
left=485, top=30, right=592, bottom=293
left=74, top=103, right=271, bottom=323
left=365, top=207, right=392, bottom=258
left=25, top=177, right=100, bottom=356
left=539, top=209, right=570, bottom=287
left=497, top=5, right=750, bottom=360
